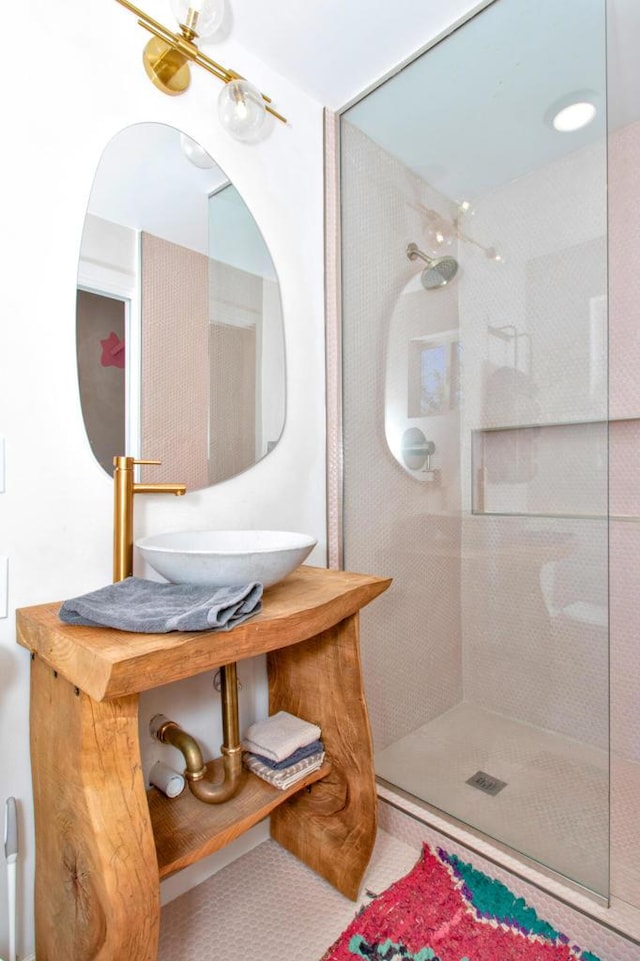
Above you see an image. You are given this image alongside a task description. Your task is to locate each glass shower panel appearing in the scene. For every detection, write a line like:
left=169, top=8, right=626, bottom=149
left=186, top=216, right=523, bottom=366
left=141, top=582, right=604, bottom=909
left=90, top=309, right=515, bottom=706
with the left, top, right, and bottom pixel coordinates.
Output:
left=340, top=0, right=609, bottom=897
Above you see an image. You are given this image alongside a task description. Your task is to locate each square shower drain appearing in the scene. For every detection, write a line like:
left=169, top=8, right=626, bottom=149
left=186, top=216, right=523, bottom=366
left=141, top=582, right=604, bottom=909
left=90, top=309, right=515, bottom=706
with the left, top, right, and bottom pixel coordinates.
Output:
left=465, top=770, right=507, bottom=796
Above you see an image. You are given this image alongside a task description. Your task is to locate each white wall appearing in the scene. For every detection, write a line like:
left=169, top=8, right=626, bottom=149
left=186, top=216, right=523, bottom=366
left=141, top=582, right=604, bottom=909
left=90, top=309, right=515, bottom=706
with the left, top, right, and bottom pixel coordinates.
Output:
left=0, top=1, right=326, bottom=955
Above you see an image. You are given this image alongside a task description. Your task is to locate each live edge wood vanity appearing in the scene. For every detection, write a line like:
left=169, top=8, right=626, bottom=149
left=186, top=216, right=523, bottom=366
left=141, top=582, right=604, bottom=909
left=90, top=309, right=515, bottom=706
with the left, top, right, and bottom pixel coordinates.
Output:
left=16, top=565, right=391, bottom=961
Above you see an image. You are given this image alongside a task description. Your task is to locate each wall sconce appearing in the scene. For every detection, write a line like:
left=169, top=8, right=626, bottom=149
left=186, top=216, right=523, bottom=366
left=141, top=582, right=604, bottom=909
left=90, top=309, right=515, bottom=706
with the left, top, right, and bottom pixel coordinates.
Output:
left=114, top=0, right=286, bottom=139
left=414, top=202, right=504, bottom=264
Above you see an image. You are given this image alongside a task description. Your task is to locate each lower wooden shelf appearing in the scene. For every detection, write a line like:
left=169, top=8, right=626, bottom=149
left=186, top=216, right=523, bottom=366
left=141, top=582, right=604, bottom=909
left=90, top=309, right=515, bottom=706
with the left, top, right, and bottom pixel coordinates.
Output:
left=149, top=757, right=332, bottom=879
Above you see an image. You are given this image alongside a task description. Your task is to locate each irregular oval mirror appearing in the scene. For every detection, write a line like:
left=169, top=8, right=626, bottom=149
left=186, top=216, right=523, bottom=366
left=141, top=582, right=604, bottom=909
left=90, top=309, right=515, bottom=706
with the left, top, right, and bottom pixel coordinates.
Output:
left=76, top=123, right=285, bottom=490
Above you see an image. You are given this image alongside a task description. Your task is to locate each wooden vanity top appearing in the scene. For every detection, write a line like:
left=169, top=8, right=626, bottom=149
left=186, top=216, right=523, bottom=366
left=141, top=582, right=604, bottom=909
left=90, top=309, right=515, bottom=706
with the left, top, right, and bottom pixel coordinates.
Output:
left=16, top=566, right=391, bottom=702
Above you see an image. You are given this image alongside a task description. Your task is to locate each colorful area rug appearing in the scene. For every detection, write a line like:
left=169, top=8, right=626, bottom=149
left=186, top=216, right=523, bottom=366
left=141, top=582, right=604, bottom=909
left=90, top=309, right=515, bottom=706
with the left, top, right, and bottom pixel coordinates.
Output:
left=321, top=844, right=601, bottom=961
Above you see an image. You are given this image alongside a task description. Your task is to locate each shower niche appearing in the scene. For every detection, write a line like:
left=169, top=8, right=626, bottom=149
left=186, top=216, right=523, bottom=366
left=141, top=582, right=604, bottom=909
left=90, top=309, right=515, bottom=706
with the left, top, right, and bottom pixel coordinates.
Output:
left=472, top=419, right=608, bottom=517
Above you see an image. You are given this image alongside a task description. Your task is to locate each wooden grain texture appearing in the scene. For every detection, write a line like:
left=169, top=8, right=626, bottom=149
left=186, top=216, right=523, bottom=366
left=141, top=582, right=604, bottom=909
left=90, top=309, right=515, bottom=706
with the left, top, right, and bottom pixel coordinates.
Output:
left=25, top=565, right=391, bottom=959
left=16, top=566, right=392, bottom=701
left=30, top=656, right=159, bottom=961
left=268, top=613, right=378, bottom=900
left=150, top=758, right=332, bottom=878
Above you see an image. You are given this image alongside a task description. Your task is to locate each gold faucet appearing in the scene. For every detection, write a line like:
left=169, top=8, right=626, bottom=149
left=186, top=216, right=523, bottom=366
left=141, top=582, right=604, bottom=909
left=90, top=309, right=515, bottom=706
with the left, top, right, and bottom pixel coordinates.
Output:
left=113, top=456, right=186, bottom=582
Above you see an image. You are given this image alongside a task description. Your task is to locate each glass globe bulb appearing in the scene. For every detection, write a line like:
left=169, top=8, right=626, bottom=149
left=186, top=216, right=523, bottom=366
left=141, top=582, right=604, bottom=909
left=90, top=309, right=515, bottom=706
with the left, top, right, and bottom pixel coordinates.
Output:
left=170, top=0, right=224, bottom=38
left=179, top=133, right=216, bottom=169
left=217, top=80, right=266, bottom=142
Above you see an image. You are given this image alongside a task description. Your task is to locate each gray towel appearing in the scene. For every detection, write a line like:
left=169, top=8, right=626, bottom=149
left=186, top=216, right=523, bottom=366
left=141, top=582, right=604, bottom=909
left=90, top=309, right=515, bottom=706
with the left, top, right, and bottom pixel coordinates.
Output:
left=249, top=738, right=325, bottom=770
left=59, top=576, right=263, bottom=633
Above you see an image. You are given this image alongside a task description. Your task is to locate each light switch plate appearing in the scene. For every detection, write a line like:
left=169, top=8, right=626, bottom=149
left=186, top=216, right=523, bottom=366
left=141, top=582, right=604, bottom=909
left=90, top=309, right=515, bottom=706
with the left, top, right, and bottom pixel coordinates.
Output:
left=0, top=556, right=7, bottom=618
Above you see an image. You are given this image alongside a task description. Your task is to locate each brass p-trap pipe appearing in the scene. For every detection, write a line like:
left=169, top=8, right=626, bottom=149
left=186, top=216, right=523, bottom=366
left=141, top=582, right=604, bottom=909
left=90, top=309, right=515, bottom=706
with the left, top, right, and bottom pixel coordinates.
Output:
left=150, top=663, right=243, bottom=804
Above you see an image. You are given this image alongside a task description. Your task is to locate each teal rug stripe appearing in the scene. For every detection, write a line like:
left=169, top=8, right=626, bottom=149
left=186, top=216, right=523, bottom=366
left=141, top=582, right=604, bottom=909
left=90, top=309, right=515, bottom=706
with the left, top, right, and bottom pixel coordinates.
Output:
left=322, top=845, right=603, bottom=961
left=439, top=849, right=601, bottom=960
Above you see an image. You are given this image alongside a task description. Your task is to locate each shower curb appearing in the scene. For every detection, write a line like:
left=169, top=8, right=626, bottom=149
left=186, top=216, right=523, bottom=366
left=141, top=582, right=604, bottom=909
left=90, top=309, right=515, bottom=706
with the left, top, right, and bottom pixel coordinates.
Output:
left=377, top=786, right=640, bottom=958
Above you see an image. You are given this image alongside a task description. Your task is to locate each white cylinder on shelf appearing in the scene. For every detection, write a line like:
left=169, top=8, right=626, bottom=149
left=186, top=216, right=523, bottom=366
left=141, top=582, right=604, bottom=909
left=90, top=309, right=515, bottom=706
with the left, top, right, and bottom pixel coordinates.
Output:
left=149, top=761, right=185, bottom=799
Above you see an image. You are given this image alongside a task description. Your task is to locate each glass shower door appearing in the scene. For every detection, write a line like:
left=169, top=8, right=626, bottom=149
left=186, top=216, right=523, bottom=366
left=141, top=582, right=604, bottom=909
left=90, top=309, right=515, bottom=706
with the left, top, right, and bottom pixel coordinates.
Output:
left=339, top=0, right=609, bottom=898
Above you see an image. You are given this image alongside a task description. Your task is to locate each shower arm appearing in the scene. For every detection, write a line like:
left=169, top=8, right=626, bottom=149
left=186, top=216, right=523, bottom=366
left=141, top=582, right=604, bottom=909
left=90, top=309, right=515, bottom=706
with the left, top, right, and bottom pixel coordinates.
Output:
left=406, top=242, right=435, bottom=265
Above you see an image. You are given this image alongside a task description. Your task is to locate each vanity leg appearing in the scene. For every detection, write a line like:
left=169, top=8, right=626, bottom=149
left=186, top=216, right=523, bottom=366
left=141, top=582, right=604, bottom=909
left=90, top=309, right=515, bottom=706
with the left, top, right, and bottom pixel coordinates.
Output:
left=268, top=613, right=377, bottom=900
left=30, top=656, right=160, bottom=961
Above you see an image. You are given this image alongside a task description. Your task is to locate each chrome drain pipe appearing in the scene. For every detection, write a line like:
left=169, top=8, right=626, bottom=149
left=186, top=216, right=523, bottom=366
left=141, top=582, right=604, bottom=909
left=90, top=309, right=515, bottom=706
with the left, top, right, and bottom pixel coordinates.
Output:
left=150, top=663, right=243, bottom=804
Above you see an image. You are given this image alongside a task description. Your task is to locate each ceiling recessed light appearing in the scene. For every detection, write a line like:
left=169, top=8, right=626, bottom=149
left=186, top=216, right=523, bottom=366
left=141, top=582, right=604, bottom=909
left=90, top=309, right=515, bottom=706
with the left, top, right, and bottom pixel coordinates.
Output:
left=552, top=100, right=597, bottom=132
left=545, top=90, right=600, bottom=134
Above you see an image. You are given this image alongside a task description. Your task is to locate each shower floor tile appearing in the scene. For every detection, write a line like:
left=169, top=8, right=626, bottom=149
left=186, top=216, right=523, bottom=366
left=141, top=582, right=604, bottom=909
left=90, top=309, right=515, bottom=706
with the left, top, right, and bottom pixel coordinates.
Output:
left=157, top=830, right=419, bottom=961
left=375, top=701, right=609, bottom=895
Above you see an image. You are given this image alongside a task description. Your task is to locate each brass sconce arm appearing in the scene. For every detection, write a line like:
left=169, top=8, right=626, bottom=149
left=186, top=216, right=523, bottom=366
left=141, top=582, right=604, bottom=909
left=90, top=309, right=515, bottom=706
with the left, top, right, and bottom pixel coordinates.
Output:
left=116, top=0, right=184, bottom=45
left=113, top=0, right=286, bottom=123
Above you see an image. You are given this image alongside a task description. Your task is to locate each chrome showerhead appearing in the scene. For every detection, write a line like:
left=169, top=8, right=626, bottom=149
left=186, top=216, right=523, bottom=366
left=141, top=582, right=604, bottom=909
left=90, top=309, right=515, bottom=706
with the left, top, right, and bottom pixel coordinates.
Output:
left=420, top=256, right=458, bottom=289
left=406, top=241, right=459, bottom=289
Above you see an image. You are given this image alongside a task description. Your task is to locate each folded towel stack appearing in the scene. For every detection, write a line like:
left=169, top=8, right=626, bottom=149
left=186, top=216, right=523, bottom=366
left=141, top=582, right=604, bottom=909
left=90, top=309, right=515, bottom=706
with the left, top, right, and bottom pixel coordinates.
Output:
left=242, top=710, right=325, bottom=790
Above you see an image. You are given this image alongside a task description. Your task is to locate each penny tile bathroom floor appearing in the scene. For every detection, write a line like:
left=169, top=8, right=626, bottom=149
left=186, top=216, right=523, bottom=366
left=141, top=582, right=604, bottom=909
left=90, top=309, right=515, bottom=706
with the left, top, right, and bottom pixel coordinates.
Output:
left=158, top=829, right=418, bottom=961
left=158, top=818, right=639, bottom=961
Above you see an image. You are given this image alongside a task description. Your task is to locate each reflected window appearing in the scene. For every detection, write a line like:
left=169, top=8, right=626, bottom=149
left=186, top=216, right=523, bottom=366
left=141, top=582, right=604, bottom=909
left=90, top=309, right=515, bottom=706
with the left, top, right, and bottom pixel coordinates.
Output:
left=408, top=337, right=461, bottom=416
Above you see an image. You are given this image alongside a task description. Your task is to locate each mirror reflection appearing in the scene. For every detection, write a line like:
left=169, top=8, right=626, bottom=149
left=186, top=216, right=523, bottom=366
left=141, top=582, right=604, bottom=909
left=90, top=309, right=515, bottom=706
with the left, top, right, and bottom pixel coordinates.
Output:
left=76, top=123, right=285, bottom=490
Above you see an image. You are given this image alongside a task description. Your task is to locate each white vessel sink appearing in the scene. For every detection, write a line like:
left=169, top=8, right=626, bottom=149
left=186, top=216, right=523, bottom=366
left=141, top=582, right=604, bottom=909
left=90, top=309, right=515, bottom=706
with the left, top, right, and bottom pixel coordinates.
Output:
left=135, top=530, right=317, bottom=588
